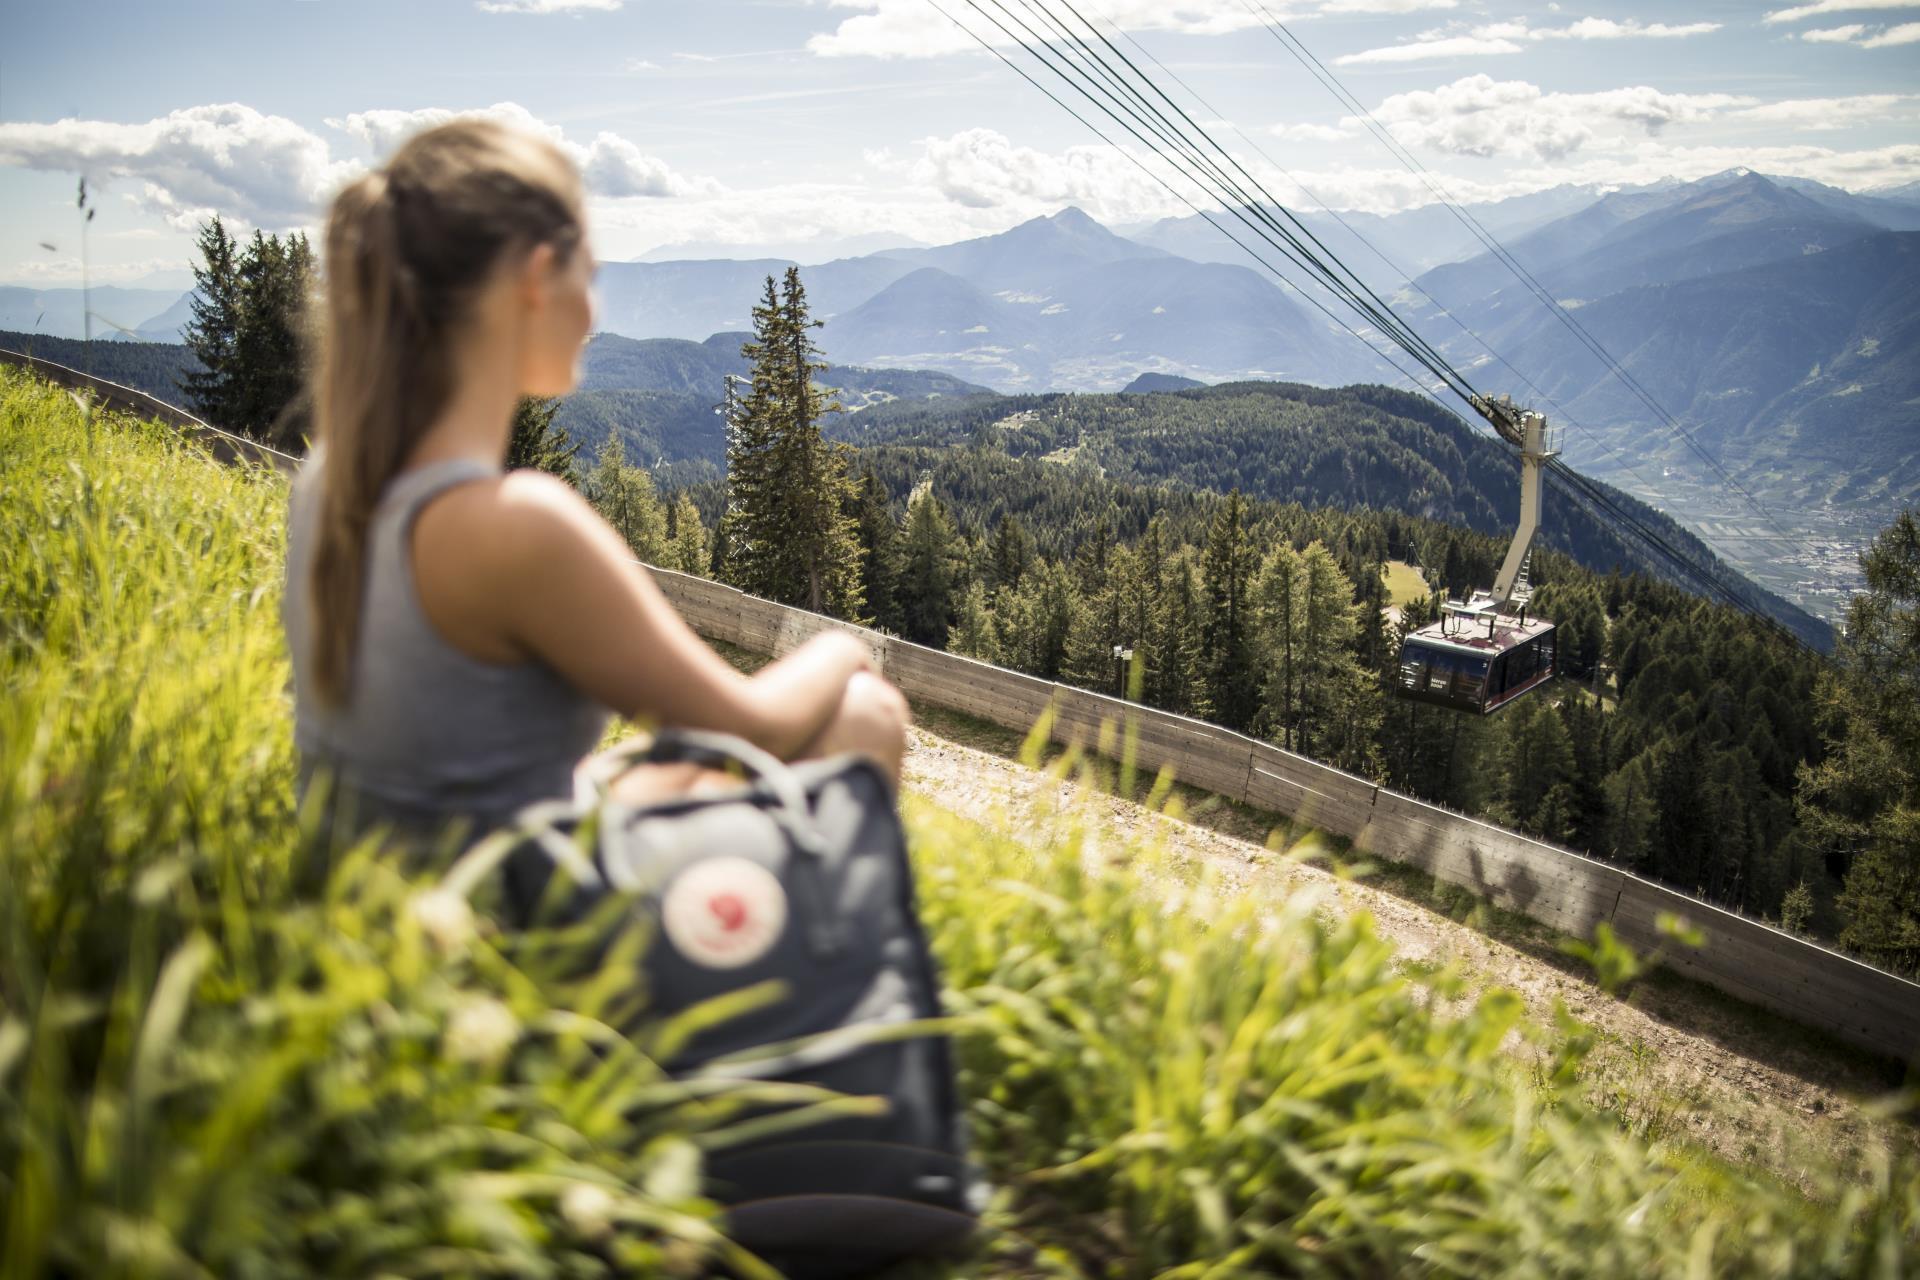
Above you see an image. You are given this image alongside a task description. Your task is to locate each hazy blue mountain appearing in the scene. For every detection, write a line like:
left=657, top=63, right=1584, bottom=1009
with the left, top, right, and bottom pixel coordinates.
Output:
left=1123, top=371, right=1205, bottom=392
left=128, top=289, right=199, bottom=342
left=1129, top=183, right=1609, bottom=284
left=878, top=206, right=1169, bottom=288
left=589, top=253, right=918, bottom=340
left=816, top=210, right=1378, bottom=392
left=0, top=285, right=190, bottom=342
left=1494, top=231, right=1920, bottom=513
left=1417, top=172, right=1882, bottom=324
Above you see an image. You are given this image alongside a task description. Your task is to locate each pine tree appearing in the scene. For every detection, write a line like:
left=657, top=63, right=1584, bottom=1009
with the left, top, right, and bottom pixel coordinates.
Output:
left=719, top=270, right=863, bottom=618
left=717, top=283, right=785, bottom=596
left=233, top=230, right=315, bottom=448
left=585, top=437, right=670, bottom=565
left=668, top=491, right=710, bottom=577
left=853, top=465, right=903, bottom=632
left=897, top=489, right=963, bottom=648
left=989, top=513, right=1033, bottom=592
left=1799, top=509, right=1920, bottom=973
left=1202, top=491, right=1259, bottom=730
left=180, top=216, right=243, bottom=428
left=951, top=580, right=1000, bottom=664
left=774, top=267, right=863, bottom=616
left=505, top=396, right=581, bottom=484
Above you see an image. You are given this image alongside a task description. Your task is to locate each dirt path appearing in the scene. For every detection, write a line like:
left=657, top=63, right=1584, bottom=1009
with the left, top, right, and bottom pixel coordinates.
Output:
left=901, top=725, right=1916, bottom=1191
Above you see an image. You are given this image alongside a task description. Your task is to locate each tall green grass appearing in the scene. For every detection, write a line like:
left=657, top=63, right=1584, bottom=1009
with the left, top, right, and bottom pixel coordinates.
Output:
left=2, top=364, right=1914, bottom=1277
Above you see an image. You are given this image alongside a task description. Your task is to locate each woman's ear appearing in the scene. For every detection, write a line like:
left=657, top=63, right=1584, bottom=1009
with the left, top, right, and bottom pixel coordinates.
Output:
left=517, top=241, right=559, bottom=312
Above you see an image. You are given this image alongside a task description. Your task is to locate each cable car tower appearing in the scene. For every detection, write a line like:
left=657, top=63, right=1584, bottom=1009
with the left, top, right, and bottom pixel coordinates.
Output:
left=1395, top=394, right=1559, bottom=714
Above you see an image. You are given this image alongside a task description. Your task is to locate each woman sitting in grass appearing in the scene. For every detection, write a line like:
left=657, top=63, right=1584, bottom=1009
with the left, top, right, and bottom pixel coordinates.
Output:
left=281, top=117, right=907, bottom=845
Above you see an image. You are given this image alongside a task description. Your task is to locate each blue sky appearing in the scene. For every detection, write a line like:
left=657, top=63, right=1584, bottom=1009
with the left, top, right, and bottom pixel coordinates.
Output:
left=3, top=0, right=1917, bottom=288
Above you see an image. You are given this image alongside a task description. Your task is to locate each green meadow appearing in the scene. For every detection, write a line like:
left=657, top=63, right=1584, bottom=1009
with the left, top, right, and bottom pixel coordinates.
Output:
left=1, top=364, right=1913, bottom=1277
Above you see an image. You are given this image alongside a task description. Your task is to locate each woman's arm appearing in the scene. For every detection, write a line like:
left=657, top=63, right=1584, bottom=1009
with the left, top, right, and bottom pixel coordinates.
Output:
left=421, top=468, right=871, bottom=760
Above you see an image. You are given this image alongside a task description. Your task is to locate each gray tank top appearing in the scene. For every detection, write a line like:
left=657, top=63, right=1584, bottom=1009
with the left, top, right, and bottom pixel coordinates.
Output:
left=282, top=451, right=612, bottom=842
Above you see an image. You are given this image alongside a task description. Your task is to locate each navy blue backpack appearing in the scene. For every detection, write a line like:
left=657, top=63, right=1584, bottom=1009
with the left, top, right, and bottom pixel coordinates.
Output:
left=500, top=728, right=984, bottom=1278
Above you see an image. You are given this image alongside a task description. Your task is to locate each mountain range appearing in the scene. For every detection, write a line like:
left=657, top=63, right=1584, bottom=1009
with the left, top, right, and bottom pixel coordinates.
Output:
left=9, top=168, right=1913, bottom=621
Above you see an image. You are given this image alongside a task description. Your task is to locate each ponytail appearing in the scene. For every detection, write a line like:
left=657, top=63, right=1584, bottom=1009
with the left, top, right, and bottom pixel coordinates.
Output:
left=307, top=119, right=584, bottom=706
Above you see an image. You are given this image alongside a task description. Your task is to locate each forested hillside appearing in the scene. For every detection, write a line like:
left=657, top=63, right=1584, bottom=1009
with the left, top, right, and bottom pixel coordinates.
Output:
left=831, top=380, right=1830, bottom=649
left=0, top=327, right=202, bottom=402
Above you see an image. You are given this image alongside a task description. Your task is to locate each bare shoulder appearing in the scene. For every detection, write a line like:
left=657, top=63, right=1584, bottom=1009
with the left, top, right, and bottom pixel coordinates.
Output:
left=421, top=468, right=608, bottom=568
left=410, top=467, right=623, bottom=662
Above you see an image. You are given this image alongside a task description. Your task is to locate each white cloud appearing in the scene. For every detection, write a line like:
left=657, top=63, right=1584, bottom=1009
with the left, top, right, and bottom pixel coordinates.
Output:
left=1270, top=122, right=1357, bottom=142
left=1335, top=35, right=1523, bottom=65
left=1863, top=20, right=1920, bottom=44
left=1788, top=17, right=1920, bottom=44
left=580, top=131, right=720, bottom=197
left=808, top=0, right=1314, bottom=59
left=905, top=127, right=1189, bottom=222
left=1534, top=17, right=1721, bottom=38
left=0, top=103, right=354, bottom=231
left=1317, top=0, right=1458, bottom=10
left=1764, top=0, right=1916, bottom=23
left=1802, top=23, right=1870, bottom=39
left=475, top=0, right=620, bottom=12
left=1731, top=94, right=1914, bottom=128
left=1337, top=15, right=1720, bottom=64
left=6, top=254, right=193, bottom=286
left=1371, top=76, right=1753, bottom=161
left=325, top=102, right=717, bottom=198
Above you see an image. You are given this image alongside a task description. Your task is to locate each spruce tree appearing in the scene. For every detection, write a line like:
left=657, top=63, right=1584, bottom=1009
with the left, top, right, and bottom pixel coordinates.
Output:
left=1799, top=510, right=1920, bottom=973
left=897, top=489, right=962, bottom=648
left=951, top=580, right=1000, bottom=664
left=719, top=270, right=863, bottom=618
left=505, top=396, right=581, bottom=484
left=180, top=216, right=242, bottom=428
left=717, top=284, right=785, bottom=596
left=585, top=437, right=670, bottom=565
left=1202, top=491, right=1259, bottom=730
left=989, top=513, right=1033, bottom=592
left=853, top=465, right=903, bottom=632
left=667, top=491, right=711, bottom=578
left=233, top=230, right=315, bottom=448
left=774, top=267, right=863, bottom=616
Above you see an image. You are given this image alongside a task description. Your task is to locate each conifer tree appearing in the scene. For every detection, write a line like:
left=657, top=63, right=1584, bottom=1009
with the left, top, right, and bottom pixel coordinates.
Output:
left=951, top=580, right=1000, bottom=664
left=719, top=270, right=863, bottom=617
left=989, top=513, right=1033, bottom=592
left=668, top=491, right=710, bottom=577
left=853, top=465, right=903, bottom=632
left=505, top=396, right=581, bottom=484
left=1202, top=492, right=1259, bottom=730
left=181, top=216, right=242, bottom=427
left=718, top=284, right=786, bottom=596
left=1799, top=509, right=1920, bottom=973
left=897, top=489, right=963, bottom=647
left=774, top=267, right=863, bottom=616
left=234, top=230, right=316, bottom=448
left=182, top=221, right=316, bottom=448
left=585, top=436, right=670, bottom=565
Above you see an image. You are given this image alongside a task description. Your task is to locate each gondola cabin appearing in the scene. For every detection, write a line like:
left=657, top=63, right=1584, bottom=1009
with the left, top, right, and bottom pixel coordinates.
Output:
left=1396, top=606, right=1556, bottom=715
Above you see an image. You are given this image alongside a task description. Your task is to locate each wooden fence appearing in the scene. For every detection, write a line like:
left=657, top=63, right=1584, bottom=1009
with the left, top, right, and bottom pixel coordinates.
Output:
left=648, top=565, right=1920, bottom=1065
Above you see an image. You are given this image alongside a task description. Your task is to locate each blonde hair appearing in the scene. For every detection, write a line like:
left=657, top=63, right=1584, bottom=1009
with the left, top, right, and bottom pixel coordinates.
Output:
left=307, top=118, right=585, bottom=706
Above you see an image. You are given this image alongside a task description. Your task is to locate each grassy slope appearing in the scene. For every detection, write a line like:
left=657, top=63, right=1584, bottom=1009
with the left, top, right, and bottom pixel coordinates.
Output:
left=2, top=365, right=1914, bottom=1277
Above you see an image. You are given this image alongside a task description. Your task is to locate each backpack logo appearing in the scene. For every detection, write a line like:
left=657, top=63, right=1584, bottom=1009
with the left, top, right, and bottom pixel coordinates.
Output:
left=661, top=856, right=788, bottom=969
